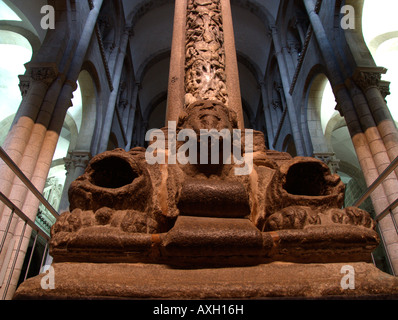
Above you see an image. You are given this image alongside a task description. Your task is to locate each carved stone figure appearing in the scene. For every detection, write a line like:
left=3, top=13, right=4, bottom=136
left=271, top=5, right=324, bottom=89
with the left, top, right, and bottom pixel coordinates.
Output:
left=48, top=0, right=379, bottom=267
left=15, top=0, right=398, bottom=301
left=49, top=100, right=379, bottom=266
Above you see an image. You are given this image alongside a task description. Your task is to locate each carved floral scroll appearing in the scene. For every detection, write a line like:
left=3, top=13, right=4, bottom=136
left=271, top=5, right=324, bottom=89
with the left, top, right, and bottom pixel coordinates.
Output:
left=184, top=0, right=229, bottom=107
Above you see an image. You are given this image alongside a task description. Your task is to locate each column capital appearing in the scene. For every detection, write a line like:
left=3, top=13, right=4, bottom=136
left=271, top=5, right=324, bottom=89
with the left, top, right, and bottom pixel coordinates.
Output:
left=64, top=151, right=92, bottom=173
left=18, top=75, right=31, bottom=97
left=27, top=62, right=58, bottom=86
left=353, top=67, right=387, bottom=92
left=313, top=152, right=340, bottom=174
left=378, top=80, right=391, bottom=101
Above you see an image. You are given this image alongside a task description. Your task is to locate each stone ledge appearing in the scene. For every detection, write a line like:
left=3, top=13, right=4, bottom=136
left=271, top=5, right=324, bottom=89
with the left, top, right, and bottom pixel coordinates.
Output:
left=13, top=262, right=398, bottom=300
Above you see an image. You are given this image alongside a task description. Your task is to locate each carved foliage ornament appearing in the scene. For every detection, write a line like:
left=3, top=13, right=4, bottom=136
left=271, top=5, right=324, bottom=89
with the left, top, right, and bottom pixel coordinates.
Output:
left=184, top=0, right=228, bottom=107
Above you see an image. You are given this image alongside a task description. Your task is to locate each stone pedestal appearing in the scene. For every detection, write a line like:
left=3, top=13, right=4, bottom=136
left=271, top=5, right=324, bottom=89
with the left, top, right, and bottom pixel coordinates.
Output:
left=13, top=261, right=398, bottom=299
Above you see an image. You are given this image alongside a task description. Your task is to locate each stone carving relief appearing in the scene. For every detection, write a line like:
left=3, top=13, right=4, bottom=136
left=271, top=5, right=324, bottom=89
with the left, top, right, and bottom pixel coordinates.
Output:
left=47, top=0, right=379, bottom=268
left=50, top=99, right=379, bottom=265
left=184, top=0, right=228, bottom=107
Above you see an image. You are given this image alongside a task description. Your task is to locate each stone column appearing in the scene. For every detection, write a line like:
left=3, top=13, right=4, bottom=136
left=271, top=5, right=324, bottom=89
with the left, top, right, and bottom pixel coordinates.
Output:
left=98, top=26, right=132, bottom=153
left=125, top=82, right=140, bottom=150
left=169, top=0, right=245, bottom=129
left=354, top=68, right=398, bottom=162
left=303, top=0, right=398, bottom=274
left=0, top=65, right=58, bottom=272
left=0, top=0, right=105, bottom=299
left=166, top=0, right=188, bottom=124
left=282, top=46, right=295, bottom=80
left=269, top=25, right=306, bottom=156
left=0, top=64, right=58, bottom=218
left=259, top=82, right=275, bottom=146
left=288, top=41, right=300, bottom=69
left=220, top=0, right=245, bottom=129
left=58, top=151, right=92, bottom=213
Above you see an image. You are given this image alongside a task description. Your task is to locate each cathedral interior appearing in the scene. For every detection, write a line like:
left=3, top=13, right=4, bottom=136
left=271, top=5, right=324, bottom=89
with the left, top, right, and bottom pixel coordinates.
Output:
left=0, top=0, right=398, bottom=299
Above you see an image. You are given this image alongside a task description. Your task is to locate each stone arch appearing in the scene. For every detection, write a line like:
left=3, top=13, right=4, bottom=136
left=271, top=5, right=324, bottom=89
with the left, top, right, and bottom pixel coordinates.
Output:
left=324, top=113, right=346, bottom=150
left=302, top=67, right=341, bottom=157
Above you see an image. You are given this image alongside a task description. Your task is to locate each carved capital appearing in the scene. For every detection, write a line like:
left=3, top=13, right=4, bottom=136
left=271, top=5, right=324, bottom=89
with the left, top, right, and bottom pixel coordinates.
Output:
left=28, top=63, right=58, bottom=86
left=18, top=75, right=30, bottom=97
left=64, top=151, right=92, bottom=173
left=353, top=67, right=387, bottom=92
left=313, top=152, right=340, bottom=174
left=378, top=80, right=391, bottom=101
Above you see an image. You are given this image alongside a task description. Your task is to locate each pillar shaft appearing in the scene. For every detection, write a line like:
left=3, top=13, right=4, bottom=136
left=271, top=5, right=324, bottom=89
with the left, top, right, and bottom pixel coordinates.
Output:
left=270, top=25, right=305, bottom=156
left=166, top=0, right=188, bottom=124
left=0, top=0, right=105, bottom=299
left=98, top=26, right=131, bottom=153
left=220, top=0, right=244, bottom=129
left=354, top=68, right=398, bottom=162
left=126, top=83, right=140, bottom=150
left=303, top=0, right=398, bottom=274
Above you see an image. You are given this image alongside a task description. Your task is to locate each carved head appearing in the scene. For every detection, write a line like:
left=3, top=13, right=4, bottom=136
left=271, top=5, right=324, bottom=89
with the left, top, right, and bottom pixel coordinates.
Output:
left=177, top=99, right=238, bottom=133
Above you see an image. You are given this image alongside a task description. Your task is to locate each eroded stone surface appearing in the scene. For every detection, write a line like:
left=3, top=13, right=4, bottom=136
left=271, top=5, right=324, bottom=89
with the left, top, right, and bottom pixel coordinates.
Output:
left=14, top=262, right=398, bottom=300
left=50, top=100, right=378, bottom=266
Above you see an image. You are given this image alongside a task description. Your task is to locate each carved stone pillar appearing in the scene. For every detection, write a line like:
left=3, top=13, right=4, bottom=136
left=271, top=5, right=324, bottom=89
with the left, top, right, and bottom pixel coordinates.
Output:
left=184, top=0, right=228, bottom=107
left=169, top=0, right=244, bottom=128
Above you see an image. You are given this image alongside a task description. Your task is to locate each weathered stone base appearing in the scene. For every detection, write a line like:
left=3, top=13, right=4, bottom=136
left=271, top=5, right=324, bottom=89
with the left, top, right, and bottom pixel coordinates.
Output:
left=13, top=262, right=398, bottom=300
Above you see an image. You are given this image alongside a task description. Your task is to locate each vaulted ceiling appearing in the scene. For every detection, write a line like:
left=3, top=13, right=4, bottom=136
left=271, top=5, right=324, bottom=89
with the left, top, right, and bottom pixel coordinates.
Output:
left=123, top=0, right=282, bottom=129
